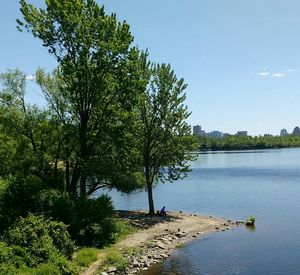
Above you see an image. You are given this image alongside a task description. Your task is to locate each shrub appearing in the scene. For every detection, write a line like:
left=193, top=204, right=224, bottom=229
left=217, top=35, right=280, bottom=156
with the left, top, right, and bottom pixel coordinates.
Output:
left=0, top=176, right=46, bottom=232
left=4, top=214, right=75, bottom=262
left=36, top=189, right=75, bottom=226
left=72, top=195, right=116, bottom=247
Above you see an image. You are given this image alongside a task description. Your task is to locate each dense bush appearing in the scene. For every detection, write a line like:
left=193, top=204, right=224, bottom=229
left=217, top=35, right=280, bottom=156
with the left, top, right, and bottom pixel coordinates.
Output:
left=4, top=214, right=75, bottom=261
left=0, top=176, right=46, bottom=232
left=36, top=189, right=76, bottom=226
left=1, top=214, right=77, bottom=274
left=72, top=195, right=116, bottom=247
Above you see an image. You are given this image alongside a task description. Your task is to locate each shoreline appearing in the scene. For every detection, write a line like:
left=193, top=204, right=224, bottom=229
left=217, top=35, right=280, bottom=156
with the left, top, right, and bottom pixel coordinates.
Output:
left=82, top=210, right=241, bottom=275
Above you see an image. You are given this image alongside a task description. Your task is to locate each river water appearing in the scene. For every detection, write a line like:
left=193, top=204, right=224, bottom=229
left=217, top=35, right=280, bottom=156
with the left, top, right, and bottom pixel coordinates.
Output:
left=102, top=148, right=300, bottom=274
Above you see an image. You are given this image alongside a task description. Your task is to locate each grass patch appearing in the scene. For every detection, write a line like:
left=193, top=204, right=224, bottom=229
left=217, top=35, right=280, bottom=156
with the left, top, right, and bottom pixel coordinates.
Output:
left=101, top=248, right=128, bottom=272
left=112, top=218, right=137, bottom=242
left=73, top=247, right=100, bottom=268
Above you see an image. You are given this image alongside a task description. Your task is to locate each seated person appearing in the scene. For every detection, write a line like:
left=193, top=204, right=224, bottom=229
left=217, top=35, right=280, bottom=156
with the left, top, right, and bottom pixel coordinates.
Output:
left=160, top=206, right=166, bottom=216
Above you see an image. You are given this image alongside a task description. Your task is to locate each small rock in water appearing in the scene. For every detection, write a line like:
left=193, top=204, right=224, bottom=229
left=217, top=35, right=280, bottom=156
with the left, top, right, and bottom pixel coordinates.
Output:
left=192, top=235, right=197, bottom=238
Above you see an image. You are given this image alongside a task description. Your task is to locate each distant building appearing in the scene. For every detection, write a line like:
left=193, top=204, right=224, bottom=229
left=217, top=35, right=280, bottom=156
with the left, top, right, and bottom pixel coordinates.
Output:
left=293, top=126, right=300, bottom=135
left=207, top=131, right=223, bottom=139
left=236, top=131, right=248, bottom=136
left=223, top=133, right=231, bottom=138
left=280, top=129, right=288, bottom=136
left=193, top=125, right=205, bottom=136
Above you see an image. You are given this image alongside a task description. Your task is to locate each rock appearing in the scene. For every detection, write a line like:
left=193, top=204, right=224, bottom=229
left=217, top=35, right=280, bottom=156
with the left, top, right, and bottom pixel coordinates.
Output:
left=132, top=260, right=140, bottom=268
left=164, top=228, right=169, bottom=231
left=224, top=223, right=229, bottom=226
left=175, top=232, right=184, bottom=237
left=209, top=215, right=213, bottom=218
left=156, top=241, right=165, bottom=249
left=194, top=214, right=197, bottom=217
left=178, top=228, right=181, bottom=231
left=227, top=219, right=232, bottom=223
left=107, top=267, right=117, bottom=273
left=140, top=256, right=148, bottom=263
left=215, top=227, right=220, bottom=230
left=101, top=272, right=108, bottom=275
left=192, top=235, right=197, bottom=238
left=147, top=254, right=152, bottom=259
left=179, top=211, right=182, bottom=213
left=153, top=254, right=162, bottom=260
left=144, top=261, right=150, bottom=268
left=142, top=267, right=149, bottom=271
left=160, top=253, right=168, bottom=259
left=222, top=229, right=225, bottom=231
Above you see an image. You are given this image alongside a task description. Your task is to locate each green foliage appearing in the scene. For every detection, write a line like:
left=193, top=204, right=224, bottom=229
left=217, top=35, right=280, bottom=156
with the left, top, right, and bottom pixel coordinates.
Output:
left=0, top=176, right=46, bottom=232
left=102, top=248, right=128, bottom=272
left=195, top=135, right=300, bottom=151
left=36, top=189, right=76, bottom=226
left=4, top=214, right=75, bottom=262
left=138, top=63, right=195, bottom=213
left=73, top=247, right=99, bottom=267
left=18, top=0, right=149, bottom=197
left=246, top=216, right=255, bottom=225
left=72, top=195, right=116, bottom=247
left=111, top=219, right=136, bottom=242
left=0, top=217, right=77, bottom=274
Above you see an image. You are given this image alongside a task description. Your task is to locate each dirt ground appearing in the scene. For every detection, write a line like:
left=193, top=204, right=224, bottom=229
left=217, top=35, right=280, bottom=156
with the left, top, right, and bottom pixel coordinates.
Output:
left=82, top=210, right=238, bottom=275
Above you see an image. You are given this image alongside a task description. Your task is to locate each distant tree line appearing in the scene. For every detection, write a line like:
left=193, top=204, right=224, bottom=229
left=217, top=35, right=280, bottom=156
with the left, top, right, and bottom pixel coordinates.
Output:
left=195, top=134, right=300, bottom=151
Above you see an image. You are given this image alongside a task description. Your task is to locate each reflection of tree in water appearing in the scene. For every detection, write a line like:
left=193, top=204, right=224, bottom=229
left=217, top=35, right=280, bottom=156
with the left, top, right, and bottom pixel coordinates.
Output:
left=246, top=225, right=256, bottom=233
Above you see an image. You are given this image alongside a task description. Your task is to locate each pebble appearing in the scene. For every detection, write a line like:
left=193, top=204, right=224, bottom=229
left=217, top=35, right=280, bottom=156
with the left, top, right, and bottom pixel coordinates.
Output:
left=107, top=267, right=117, bottom=273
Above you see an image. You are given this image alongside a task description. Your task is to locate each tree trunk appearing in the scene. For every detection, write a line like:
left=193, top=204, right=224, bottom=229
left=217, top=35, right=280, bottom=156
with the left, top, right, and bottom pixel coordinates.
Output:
left=146, top=178, right=155, bottom=215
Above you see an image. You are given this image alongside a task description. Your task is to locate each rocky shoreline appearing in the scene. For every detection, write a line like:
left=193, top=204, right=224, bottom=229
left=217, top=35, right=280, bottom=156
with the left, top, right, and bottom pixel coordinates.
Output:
left=98, top=211, right=241, bottom=275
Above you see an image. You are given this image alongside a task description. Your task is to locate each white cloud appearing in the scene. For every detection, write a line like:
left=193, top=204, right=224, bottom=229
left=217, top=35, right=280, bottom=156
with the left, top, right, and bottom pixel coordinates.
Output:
left=272, top=73, right=286, bottom=77
left=287, top=69, right=295, bottom=72
left=26, top=74, right=35, bottom=81
left=259, top=72, right=269, bottom=76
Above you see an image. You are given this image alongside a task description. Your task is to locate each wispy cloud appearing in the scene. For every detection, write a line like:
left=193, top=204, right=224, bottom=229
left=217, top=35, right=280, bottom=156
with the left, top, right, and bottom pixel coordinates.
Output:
left=272, top=73, right=286, bottom=77
left=26, top=74, right=35, bottom=81
left=254, top=67, right=296, bottom=78
left=259, top=72, right=269, bottom=76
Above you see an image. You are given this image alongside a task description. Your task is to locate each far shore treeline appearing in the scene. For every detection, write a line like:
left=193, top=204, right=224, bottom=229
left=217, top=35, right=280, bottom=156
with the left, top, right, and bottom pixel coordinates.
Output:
left=0, top=0, right=195, bottom=274
left=195, top=134, right=300, bottom=151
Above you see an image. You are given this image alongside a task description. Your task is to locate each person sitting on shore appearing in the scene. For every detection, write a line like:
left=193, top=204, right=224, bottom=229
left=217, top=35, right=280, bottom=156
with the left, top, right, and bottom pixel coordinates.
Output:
left=160, top=206, right=166, bottom=216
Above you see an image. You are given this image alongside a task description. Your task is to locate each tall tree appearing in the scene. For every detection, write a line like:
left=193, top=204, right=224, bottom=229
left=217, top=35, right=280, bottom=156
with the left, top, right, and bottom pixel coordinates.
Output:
left=0, top=69, right=65, bottom=188
left=17, top=0, right=148, bottom=197
left=138, top=64, right=195, bottom=215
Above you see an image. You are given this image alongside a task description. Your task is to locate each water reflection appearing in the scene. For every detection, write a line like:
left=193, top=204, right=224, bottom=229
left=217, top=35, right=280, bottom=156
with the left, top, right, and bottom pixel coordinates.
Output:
left=245, top=224, right=256, bottom=232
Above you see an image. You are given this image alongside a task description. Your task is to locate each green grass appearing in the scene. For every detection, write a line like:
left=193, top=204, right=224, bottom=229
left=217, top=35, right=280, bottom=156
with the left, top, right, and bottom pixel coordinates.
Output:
left=112, top=218, right=137, bottom=242
left=73, top=247, right=100, bottom=268
left=101, top=248, right=128, bottom=272
left=73, top=218, right=137, bottom=273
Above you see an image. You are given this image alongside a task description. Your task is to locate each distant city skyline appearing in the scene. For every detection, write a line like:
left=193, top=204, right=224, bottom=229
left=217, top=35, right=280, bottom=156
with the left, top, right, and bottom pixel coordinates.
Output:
left=1, top=1, right=300, bottom=136
left=193, top=124, right=300, bottom=137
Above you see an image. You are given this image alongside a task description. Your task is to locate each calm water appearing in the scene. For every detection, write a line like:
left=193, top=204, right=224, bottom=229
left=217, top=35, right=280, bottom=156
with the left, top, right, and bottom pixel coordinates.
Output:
left=101, top=148, right=300, bottom=274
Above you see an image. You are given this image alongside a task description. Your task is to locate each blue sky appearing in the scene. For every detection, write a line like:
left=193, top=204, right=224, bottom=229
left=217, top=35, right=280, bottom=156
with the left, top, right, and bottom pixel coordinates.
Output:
left=1, top=1, right=300, bottom=135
